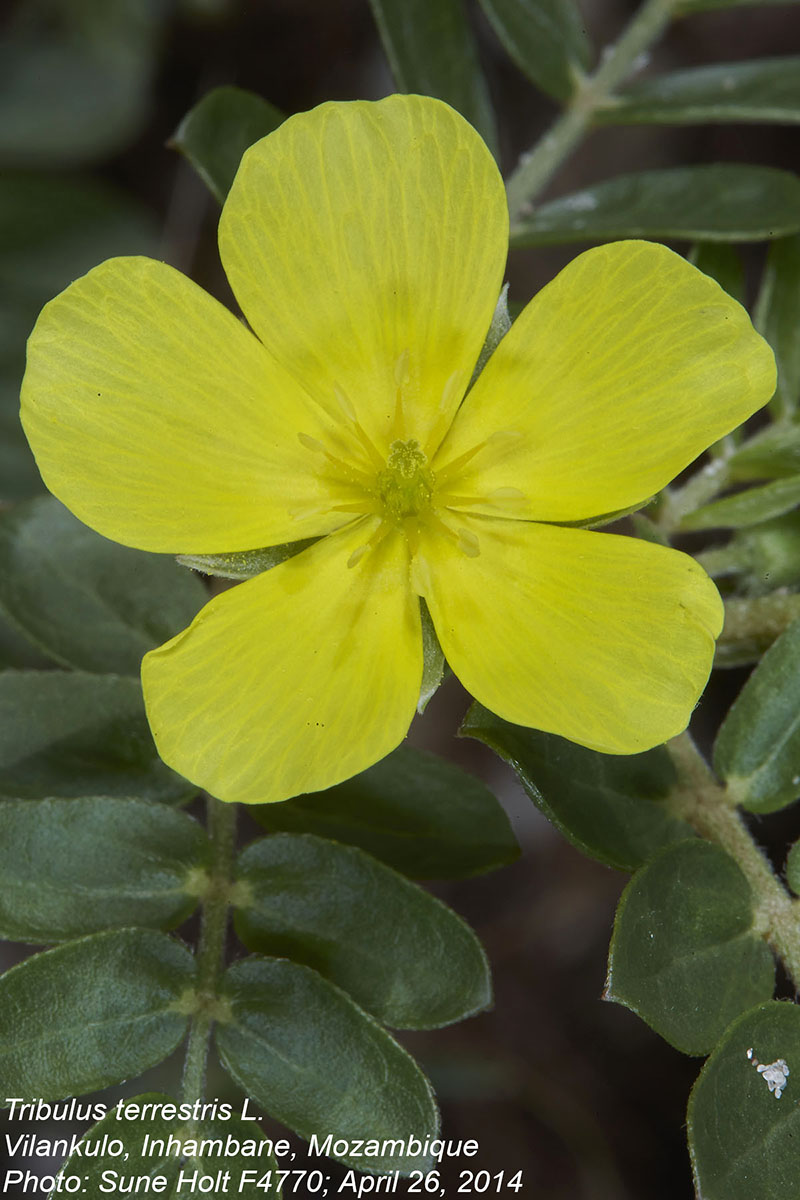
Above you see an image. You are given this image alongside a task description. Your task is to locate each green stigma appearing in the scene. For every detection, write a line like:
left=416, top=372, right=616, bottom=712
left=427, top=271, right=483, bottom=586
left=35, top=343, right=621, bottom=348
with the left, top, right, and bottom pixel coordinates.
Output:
left=377, top=438, right=435, bottom=523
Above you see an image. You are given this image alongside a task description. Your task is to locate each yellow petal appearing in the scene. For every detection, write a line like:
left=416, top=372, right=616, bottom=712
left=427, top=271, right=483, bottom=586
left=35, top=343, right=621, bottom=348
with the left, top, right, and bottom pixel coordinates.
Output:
left=21, top=256, right=356, bottom=553
left=219, top=95, right=508, bottom=456
left=142, top=521, right=422, bottom=803
left=415, top=515, right=723, bottom=754
left=436, top=241, right=775, bottom=522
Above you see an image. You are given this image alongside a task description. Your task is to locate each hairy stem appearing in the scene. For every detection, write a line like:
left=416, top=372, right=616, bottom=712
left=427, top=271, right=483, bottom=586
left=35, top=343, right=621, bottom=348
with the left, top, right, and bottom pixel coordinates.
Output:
left=722, top=593, right=800, bottom=644
left=657, top=456, right=733, bottom=533
left=668, top=732, right=800, bottom=989
left=506, top=0, right=675, bottom=222
left=182, top=796, right=237, bottom=1105
left=696, top=544, right=745, bottom=579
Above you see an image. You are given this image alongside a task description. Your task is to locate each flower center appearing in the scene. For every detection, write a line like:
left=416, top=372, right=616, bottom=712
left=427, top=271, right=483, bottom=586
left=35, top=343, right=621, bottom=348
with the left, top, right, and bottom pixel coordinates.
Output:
left=376, top=439, right=435, bottom=524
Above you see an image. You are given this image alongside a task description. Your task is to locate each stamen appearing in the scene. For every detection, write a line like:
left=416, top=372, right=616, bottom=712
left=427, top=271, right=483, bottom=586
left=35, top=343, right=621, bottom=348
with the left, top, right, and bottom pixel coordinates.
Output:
left=346, top=521, right=391, bottom=569
left=490, top=487, right=525, bottom=501
left=394, top=347, right=410, bottom=387
left=434, top=441, right=490, bottom=485
left=391, top=349, right=411, bottom=439
left=329, top=500, right=381, bottom=515
left=489, top=429, right=523, bottom=444
left=297, top=432, right=327, bottom=454
left=332, top=384, right=385, bottom=469
left=434, top=429, right=523, bottom=485
left=347, top=543, right=370, bottom=569
left=333, top=384, right=357, bottom=422
left=427, top=514, right=480, bottom=558
left=436, top=493, right=489, bottom=508
left=403, top=519, right=421, bottom=558
left=440, top=370, right=464, bottom=412
left=457, top=528, right=481, bottom=557
left=423, top=369, right=467, bottom=458
left=297, top=430, right=375, bottom=488
left=288, top=501, right=328, bottom=521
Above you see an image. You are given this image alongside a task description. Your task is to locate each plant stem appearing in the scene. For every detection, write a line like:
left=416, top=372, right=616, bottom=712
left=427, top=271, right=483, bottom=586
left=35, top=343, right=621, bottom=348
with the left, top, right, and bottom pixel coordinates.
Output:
left=657, top=456, right=733, bottom=534
left=668, top=732, right=800, bottom=989
left=506, top=0, right=675, bottom=222
left=696, top=545, right=744, bottom=579
left=182, top=796, right=237, bottom=1106
left=721, top=593, right=800, bottom=645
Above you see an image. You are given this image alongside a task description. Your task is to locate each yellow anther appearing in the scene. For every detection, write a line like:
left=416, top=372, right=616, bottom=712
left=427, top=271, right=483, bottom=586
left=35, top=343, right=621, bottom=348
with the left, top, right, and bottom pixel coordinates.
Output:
left=394, top=348, right=410, bottom=386
left=297, top=431, right=326, bottom=454
left=347, top=543, right=370, bottom=569
left=489, top=487, right=526, bottom=504
left=457, top=528, right=481, bottom=558
left=333, top=384, right=357, bottom=422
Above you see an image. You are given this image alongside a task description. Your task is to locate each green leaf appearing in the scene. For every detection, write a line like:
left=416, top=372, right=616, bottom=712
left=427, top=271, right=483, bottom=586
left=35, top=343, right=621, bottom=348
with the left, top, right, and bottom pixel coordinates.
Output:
left=728, top=425, right=800, bottom=482
left=0, top=929, right=194, bottom=1102
left=715, top=639, right=773, bottom=669
left=0, top=497, right=206, bottom=674
left=57, top=1096, right=281, bottom=1200
left=418, top=600, right=446, bottom=713
left=57, top=1093, right=182, bottom=1199
left=0, top=0, right=164, bottom=167
left=235, top=834, right=491, bottom=1030
left=510, top=165, right=800, bottom=246
left=606, top=840, right=774, bottom=1055
left=166, top=1113, right=281, bottom=1200
left=677, top=0, right=800, bottom=14
left=0, top=670, right=194, bottom=803
left=631, top=512, right=671, bottom=545
left=786, top=840, right=800, bottom=896
left=249, top=744, right=519, bottom=879
left=681, top=477, right=800, bottom=531
left=477, top=0, right=591, bottom=101
left=0, top=612, right=51, bottom=671
left=598, top=58, right=800, bottom=126
left=471, top=283, right=511, bottom=384
left=688, top=242, right=745, bottom=302
left=754, top=234, right=800, bottom=413
left=178, top=539, right=316, bottom=581
left=687, top=1001, right=800, bottom=1199
left=714, top=619, right=800, bottom=813
left=171, top=86, right=285, bottom=204
left=461, top=703, right=690, bottom=871
left=367, top=0, right=498, bottom=158
left=715, top=594, right=800, bottom=668
left=0, top=173, right=157, bottom=273
left=0, top=172, right=157, bottom=502
left=0, top=797, right=209, bottom=942
left=713, top=513, right=800, bottom=595
left=216, top=957, right=439, bottom=1173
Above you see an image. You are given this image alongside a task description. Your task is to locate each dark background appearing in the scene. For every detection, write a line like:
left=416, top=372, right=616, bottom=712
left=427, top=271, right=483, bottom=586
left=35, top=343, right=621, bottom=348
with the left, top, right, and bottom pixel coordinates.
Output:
left=2, top=1, right=800, bottom=1196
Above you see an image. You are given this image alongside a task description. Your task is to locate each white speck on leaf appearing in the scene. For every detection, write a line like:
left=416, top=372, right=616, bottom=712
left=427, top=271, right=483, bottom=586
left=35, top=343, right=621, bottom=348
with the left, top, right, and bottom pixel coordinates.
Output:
left=747, top=1048, right=790, bottom=1098
left=561, top=193, right=598, bottom=213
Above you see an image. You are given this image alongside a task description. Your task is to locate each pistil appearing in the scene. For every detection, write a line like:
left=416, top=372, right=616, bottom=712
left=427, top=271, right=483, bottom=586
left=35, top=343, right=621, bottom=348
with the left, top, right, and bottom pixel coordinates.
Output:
left=376, top=439, right=435, bottom=524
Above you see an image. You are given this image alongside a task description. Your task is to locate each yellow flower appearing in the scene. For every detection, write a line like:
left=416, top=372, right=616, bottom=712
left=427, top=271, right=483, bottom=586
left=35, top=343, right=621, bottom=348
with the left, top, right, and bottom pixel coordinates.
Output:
left=21, top=96, right=774, bottom=805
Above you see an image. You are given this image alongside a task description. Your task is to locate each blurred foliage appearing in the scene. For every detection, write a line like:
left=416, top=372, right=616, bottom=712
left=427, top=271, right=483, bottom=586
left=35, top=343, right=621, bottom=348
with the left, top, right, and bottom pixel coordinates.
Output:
left=4, top=1, right=800, bottom=1197
left=0, top=0, right=167, bottom=167
left=0, top=175, right=157, bottom=501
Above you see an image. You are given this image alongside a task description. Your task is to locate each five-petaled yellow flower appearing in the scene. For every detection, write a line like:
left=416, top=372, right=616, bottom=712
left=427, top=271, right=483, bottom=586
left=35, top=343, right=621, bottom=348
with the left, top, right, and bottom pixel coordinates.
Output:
left=21, top=95, right=774, bottom=805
